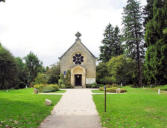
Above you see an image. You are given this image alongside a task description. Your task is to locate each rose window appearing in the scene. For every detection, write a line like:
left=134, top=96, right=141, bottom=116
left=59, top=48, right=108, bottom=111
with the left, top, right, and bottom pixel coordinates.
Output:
left=73, top=53, right=84, bottom=64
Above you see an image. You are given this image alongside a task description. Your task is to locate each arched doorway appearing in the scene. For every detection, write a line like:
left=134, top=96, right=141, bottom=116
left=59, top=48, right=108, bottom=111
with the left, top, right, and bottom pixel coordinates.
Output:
left=71, top=65, right=86, bottom=88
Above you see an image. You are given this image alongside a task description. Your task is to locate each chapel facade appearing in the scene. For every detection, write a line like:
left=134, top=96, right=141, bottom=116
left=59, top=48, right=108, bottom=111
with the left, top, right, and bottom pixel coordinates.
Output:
left=59, top=32, right=96, bottom=88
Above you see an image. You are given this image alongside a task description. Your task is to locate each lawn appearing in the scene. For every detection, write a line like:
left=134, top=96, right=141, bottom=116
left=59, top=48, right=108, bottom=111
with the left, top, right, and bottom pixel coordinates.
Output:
left=93, top=86, right=167, bottom=128
left=92, top=90, right=104, bottom=93
left=0, top=88, right=62, bottom=128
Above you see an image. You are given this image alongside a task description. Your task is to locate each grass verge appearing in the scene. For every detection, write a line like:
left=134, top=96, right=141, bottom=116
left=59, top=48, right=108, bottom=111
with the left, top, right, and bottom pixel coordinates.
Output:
left=0, top=88, right=61, bottom=128
left=93, top=87, right=167, bottom=128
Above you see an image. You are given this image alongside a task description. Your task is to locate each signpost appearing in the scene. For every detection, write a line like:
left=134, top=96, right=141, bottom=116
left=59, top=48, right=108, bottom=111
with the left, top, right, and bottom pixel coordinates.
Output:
left=104, top=85, right=106, bottom=112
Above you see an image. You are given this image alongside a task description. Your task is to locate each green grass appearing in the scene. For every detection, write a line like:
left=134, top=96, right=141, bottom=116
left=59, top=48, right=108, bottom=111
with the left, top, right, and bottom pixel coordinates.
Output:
left=93, top=86, right=167, bottom=128
left=92, top=90, right=104, bottom=93
left=0, top=88, right=62, bottom=128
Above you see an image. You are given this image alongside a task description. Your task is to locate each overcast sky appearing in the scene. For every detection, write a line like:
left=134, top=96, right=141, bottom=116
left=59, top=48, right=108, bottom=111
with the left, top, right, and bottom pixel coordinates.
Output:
left=0, top=0, right=146, bottom=66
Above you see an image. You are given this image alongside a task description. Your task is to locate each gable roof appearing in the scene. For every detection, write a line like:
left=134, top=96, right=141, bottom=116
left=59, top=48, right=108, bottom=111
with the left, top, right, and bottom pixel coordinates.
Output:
left=59, top=38, right=97, bottom=60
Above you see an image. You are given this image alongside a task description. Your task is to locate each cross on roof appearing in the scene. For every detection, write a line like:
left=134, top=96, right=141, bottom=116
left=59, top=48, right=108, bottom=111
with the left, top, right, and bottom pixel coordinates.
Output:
left=75, top=32, right=81, bottom=39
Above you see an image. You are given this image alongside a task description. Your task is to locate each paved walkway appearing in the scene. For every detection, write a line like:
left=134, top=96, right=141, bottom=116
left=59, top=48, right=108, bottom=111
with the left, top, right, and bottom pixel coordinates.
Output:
left=39, top=89, right=101, bottom=128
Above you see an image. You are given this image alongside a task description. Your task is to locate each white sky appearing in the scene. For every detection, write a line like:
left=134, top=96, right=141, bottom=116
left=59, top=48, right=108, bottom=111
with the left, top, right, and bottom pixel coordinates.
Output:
left=0, top=0, right=146, bottom=66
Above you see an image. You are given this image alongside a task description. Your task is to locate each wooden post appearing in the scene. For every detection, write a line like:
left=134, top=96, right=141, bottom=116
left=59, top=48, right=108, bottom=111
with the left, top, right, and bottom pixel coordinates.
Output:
left=104, top=85, right=106, bottom=112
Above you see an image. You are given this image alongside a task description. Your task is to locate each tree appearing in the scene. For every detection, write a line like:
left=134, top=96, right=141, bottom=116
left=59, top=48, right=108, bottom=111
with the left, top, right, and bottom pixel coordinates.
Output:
left=0, top=0, right=5, bottom=2
left=15, top=57, right=28, bottom=88
left=24, top=52, right=43, bottom=86
left=143, top=0, right=154, bottom=28
left=144, top=0, right=167, bottom=85
left=34, top=73, right=48, bottom=84
left=47, top=64, right=60, bottom=84
left=0, top=44, right=17, bottom=89
left=107, top=55, right=136, bottom=85
left=122, top=0, right=144, bottom=87
left=99, top=24, right=123, bottom=62
left=96, top=62, right=111, bottom=84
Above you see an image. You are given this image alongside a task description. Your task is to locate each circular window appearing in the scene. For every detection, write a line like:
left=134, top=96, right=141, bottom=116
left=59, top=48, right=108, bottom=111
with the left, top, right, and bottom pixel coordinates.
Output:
left=73, top=53, right=84, bottom=65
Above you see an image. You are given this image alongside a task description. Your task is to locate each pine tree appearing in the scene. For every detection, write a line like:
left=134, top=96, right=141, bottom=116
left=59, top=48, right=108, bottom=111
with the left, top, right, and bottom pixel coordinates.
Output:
left=122, top=0, right=144, bottom=87
left=144, top=0, right=167, bottom=85
left=99, top=24, right=123, bottom=62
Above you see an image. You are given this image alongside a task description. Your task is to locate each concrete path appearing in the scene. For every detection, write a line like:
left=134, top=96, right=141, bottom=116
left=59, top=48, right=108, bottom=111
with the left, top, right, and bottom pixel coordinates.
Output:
left=39, top=89, right=101, bottom=128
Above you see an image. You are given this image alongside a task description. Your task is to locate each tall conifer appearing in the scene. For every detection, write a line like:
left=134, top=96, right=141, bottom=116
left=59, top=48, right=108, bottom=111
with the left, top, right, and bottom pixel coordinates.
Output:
left=99, top=24, right=123, bottom=62
left=144, top=0, right=167, bottom=85
left=122, top=0, right=144, bottom=86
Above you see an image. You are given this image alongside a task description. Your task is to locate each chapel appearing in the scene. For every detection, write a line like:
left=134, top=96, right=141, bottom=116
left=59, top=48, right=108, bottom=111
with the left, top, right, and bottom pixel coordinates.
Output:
left=59, top=32, right=96, bottom=88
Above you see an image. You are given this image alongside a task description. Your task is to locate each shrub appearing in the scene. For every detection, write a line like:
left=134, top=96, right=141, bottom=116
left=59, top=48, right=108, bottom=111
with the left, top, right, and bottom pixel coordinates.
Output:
left=99, top=87, right=104, bottom=91
left=106, top=88, right=116, bottom=93
left=111, top=83, right=119, bottom=87
left=42, top=84, right=59, bottom=93
left=98, top=87, right=127, bottom=93
left=34, top=84, right=59, bottom=93
left=86, top=83, right=97, bottom=88
left=59, top=84, right=65, bottom=89
left=120, top=89, right=127, bottom=93
left=86, top=83, right=103, bottom=88
left=64, top=71, right=72, bottom=88
left=34, top=84, right=46, bottom=92
left=105, top=84, right=111, bottom=88
left=58, top=79, right=64, bottom=86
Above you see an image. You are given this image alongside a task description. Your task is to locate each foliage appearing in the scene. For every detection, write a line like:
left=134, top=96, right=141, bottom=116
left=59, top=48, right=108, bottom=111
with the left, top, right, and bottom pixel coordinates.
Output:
left=99, top=87, right=104, bottom=91
left=34, top=84, right=59, bottom=93
left=0, top=88, right=61, bottom=127
left=107, top=55, right=136, bottom=85
left=34, top=73, right=48, bottom=85
left=0, top=44, right=17, bottom=89
left=122, top=0, right=144, bottom=86
left=99, top=24, right=123, bottom=62
left=59, top=84, right=66, bottom=89
left=41, top=84, right=59, bottom=93
left=86, top=83, right=102, bottom=88
left=98, top=87, right=127, bottom=93
left=144, top=0, right=167, bottom=85
left=96, top=62, right=111, bottom=84
left=93, top=87, right=167, bottom=128
left=59, top=70, right=73, bottom=88
left=64, top=70, right=72, bottom=88
left=143, top=0, right=154, bottom=28
left=34, top=84, right=45, bottom=92
left=47, top=64, right=60, bottom=84
left=15, top=57, right=28, bottom=88
left=24, top=52, right=43, bottom=86
left=58, top=74, right=64, bottom=88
